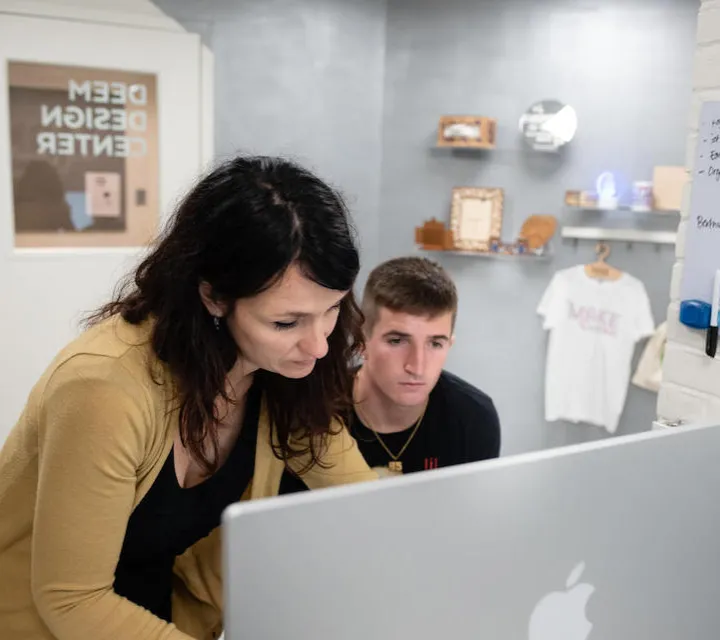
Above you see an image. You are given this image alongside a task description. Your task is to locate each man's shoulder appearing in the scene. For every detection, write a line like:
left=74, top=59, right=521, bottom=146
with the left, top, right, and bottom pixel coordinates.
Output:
left=430, top=370, right=501, bottom=460
left=432, top=370, right=496, bottom=416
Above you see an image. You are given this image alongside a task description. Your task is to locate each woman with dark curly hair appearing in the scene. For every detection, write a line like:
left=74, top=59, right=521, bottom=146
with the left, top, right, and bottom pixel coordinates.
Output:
left=0, top=155, right=377, bottom=640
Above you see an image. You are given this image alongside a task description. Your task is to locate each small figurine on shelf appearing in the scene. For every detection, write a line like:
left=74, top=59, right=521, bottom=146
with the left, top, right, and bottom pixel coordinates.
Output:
left=415, top=218, right=455, bottom=251
left=564, top=190, right=581, bottom=207
left=487, top=236, right=537, bottom=255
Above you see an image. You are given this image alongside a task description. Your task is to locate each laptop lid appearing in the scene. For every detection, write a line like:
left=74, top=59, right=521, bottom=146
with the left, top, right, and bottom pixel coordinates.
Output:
left=223, top=423, right=720, bottom=639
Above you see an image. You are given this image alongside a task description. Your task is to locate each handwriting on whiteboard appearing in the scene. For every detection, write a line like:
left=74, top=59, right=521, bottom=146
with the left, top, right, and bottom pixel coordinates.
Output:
left=680, top=101, right=720, bottom=304
left=697, top=216, right=720, bottom=230
left=698, top=120, right=720, bottom=181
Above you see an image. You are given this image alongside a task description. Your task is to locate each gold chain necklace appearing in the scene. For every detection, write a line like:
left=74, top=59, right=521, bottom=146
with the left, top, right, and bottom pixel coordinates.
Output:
left=357, top=403, right=427, bottom=476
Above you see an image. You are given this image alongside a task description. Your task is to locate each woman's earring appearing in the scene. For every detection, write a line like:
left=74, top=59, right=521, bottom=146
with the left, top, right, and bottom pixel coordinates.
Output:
left=213, top=316, right=220, bottom=331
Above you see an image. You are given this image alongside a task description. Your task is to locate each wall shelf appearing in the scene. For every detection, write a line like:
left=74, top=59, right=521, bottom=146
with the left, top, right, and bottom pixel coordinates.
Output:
left=433, top=145, right=492, bottom=151
left=565, top=205, right=679, bottom=216
left=418, top=248, right=553, bottom=261
left=560, top=227, right=677, bottom=245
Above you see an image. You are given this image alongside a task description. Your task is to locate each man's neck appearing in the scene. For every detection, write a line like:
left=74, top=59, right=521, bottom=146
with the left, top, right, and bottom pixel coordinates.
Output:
left=354, top=368, right=426, bottom=435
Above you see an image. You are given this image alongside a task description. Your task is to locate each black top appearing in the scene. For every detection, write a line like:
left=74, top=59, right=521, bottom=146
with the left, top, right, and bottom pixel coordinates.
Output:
left=280, top=370, right=500, bottom=494
left=113, top=381, right=262, bottom=622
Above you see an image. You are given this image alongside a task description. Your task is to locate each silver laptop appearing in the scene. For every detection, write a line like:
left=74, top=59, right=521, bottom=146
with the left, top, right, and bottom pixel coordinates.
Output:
left=223, top=423, right=720, bottom=639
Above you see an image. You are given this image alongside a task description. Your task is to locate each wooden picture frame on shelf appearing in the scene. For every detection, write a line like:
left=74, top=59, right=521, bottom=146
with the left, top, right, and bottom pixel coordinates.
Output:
left=450, top=187, right=504, bottom=252
left=437, top=115, right=496, bottom=149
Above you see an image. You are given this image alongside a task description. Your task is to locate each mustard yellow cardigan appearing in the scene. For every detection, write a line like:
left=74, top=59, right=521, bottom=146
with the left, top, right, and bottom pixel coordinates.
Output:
left=0, top=316, right=377, bottom=640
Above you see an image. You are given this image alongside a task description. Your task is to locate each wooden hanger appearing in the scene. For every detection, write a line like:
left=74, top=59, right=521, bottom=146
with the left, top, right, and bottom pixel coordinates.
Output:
left=584, top=242, right=623, bottom=281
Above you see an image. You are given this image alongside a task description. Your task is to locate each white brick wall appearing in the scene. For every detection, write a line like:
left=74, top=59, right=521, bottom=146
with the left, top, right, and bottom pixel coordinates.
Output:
left=658, top=0, right=720, bottom=425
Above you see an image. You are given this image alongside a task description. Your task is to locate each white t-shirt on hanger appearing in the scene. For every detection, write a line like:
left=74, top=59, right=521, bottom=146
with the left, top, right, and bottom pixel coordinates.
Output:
left=537, top=265, right=655, bottom=433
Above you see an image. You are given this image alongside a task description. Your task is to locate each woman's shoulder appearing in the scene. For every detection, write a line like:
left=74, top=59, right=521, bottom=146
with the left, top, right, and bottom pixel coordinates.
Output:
left=73, top=314, right=153, bottom=359
left=34, top=315, right=164, bottom=410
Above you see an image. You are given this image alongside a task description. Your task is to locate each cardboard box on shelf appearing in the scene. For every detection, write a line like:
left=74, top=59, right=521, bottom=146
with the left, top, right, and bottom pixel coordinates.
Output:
left=652, top=166, right=687, bottom=211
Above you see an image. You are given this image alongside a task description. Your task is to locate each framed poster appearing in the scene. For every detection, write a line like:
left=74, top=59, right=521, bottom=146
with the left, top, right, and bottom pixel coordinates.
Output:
left=450, top=187, right=504, bottom=252
left=7, top=61, right=159, bottom=248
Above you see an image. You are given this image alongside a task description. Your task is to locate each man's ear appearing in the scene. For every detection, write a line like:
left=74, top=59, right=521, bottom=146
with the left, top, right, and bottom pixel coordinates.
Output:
left=198, top=281, right=227, bottom=318
left=449, top=334, right=456, bottom=348
left=359, top=324, right=373, bottom=361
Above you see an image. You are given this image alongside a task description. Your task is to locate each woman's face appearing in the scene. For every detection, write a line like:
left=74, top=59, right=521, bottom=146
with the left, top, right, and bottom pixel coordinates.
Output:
left=205, top=264, right=348, bottom=379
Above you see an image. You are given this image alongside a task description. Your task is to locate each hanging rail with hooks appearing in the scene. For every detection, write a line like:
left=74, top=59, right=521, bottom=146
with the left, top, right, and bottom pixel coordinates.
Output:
left=560, top=226, right=677, bottom=246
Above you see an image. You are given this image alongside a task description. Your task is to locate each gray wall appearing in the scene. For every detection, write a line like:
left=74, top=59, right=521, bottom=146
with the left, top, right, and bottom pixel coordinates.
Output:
left=157, top=0, right=699, bottom=455
left=153, top=0, right=387, bottom=285
left=380, top=0, right=699, bottom=454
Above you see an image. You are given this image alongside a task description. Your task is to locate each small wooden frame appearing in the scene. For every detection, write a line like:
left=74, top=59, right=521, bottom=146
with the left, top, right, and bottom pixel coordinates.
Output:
left=450, top=187, right=503, bottom=252
left=415, top=218, right=455, bottom=251
left=437, top=115, right=496, bottom=149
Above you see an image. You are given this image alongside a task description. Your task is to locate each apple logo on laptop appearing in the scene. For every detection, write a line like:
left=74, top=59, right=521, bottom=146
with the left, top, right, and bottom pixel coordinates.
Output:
left=528, top=562, right=595, bottom=640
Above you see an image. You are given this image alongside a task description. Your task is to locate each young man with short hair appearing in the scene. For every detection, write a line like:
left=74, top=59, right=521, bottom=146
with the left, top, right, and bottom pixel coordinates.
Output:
left=280, top=256, right=500, bottom=491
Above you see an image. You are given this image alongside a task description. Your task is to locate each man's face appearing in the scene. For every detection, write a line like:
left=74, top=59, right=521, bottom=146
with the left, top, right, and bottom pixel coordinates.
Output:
left=362, top=307, right=454, bottom=407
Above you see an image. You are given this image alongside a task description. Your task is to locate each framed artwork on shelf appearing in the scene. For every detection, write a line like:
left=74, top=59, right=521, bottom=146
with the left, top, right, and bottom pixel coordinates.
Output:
left=437, top=115, right=496, bottom=149
left=450, top=187, right=504, bottom=252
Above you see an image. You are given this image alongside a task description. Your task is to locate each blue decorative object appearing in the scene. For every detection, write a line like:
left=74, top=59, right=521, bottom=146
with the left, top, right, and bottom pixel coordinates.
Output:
left=596, top=172, right=618, bottom=210
left=679, top=299, right=712, bottom=329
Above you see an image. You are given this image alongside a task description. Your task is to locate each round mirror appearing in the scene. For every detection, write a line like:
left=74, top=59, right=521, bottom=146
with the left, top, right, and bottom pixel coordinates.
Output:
left=519, top=100, right=578, bottom=152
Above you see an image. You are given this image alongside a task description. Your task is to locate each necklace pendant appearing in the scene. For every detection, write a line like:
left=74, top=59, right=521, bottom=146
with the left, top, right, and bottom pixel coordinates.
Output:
left=388, top=460, right=403, bottom=474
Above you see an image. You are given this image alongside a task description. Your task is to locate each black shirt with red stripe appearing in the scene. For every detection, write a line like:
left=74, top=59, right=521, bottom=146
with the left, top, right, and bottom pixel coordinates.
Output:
left=279, top=370, right=500, bottom=494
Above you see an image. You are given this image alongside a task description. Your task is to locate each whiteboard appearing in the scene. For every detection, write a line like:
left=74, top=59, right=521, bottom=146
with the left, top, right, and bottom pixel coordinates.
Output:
left=680, top=101, right=720, bottom=304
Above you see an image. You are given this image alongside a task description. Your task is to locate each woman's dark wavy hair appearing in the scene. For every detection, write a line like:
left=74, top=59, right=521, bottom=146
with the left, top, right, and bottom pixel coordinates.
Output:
left=87, top=155, right=364, bottom=475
